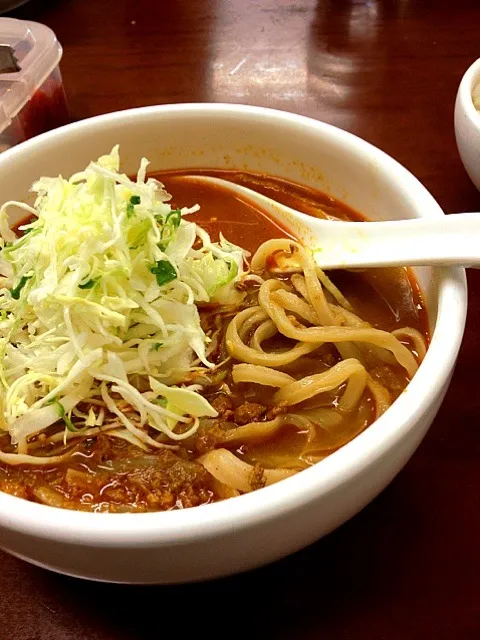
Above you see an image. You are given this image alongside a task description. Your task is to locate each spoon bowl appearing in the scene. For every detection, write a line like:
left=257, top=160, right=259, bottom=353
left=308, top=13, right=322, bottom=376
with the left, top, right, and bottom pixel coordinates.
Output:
left=186, top=175, right=480, bottom=270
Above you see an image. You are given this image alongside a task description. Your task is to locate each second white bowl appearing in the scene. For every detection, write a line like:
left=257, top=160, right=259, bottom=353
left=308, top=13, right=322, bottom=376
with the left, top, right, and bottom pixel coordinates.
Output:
left=455, top=57, right=480, bottom=191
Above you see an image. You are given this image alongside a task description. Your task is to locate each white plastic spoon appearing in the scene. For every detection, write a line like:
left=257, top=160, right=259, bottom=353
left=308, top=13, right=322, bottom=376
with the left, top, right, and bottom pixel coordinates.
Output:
left=184, top=175, right=480, bottom=270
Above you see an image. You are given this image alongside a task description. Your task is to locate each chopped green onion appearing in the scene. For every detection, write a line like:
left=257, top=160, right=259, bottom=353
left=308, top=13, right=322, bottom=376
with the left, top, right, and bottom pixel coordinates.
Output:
left=78, top=278, right=97, bottom=290
left=10, top=275, right=31, bottom=300
left=166, top=209, right=181, bottom=228
left=51, top=398, right=84, bottom=433
left=152, top=342, right=163, bottom=351
left=127, top=194, right=141, bottom=218
left=157, top=209, right=182, bottom=250
left=149, top=260, right=177, bottom=286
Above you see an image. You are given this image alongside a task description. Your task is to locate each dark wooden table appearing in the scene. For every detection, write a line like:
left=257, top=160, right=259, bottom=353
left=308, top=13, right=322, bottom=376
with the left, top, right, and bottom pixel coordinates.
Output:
left=2, top=0, right=480, bottom=638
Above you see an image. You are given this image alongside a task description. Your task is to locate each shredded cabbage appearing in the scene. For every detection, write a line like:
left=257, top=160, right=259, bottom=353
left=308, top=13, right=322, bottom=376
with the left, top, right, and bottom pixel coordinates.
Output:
left=0, top=147, right=248, bottom=455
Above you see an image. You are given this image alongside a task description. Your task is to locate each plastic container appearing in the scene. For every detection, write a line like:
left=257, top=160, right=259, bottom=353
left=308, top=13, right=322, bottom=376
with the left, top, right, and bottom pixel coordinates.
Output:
left=0, top=17, right=68, bottom=153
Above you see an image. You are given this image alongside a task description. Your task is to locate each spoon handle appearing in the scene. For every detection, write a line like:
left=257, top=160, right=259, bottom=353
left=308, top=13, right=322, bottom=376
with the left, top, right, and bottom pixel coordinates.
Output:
left=309, top=212, right=480, bottom=269
left=183, top=176, right=480, bottom=270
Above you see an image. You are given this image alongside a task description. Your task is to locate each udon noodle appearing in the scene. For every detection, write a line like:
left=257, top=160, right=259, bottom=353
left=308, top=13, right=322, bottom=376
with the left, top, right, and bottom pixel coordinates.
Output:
left=198, top=237, right=424, bottom=484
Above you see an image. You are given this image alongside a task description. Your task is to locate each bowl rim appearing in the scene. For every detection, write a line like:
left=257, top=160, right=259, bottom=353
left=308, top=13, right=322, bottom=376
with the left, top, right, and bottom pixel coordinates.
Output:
left=457, top=57, right=480, bottom=128
left=0, top=102, right=468, bottom=546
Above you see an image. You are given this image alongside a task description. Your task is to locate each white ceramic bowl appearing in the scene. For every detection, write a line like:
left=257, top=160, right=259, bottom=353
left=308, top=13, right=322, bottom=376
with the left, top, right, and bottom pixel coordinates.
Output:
left=0, top=104, right=467, bottom=584
left=455, top=57, right=480, bottom=191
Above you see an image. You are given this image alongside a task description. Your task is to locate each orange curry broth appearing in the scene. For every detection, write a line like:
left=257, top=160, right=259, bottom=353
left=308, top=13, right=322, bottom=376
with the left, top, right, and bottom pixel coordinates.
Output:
left=0, top=170, right=429, bottom=512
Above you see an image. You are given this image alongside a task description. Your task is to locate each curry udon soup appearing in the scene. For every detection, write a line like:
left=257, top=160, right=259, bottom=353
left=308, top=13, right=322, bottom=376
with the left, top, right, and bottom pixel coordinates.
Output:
left=0, top=152, right=428, bottom=513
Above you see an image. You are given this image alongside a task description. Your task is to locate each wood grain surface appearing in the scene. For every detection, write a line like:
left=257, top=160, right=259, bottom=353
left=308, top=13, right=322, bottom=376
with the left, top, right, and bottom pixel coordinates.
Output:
left=2, top=0, right=480, bottom=638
